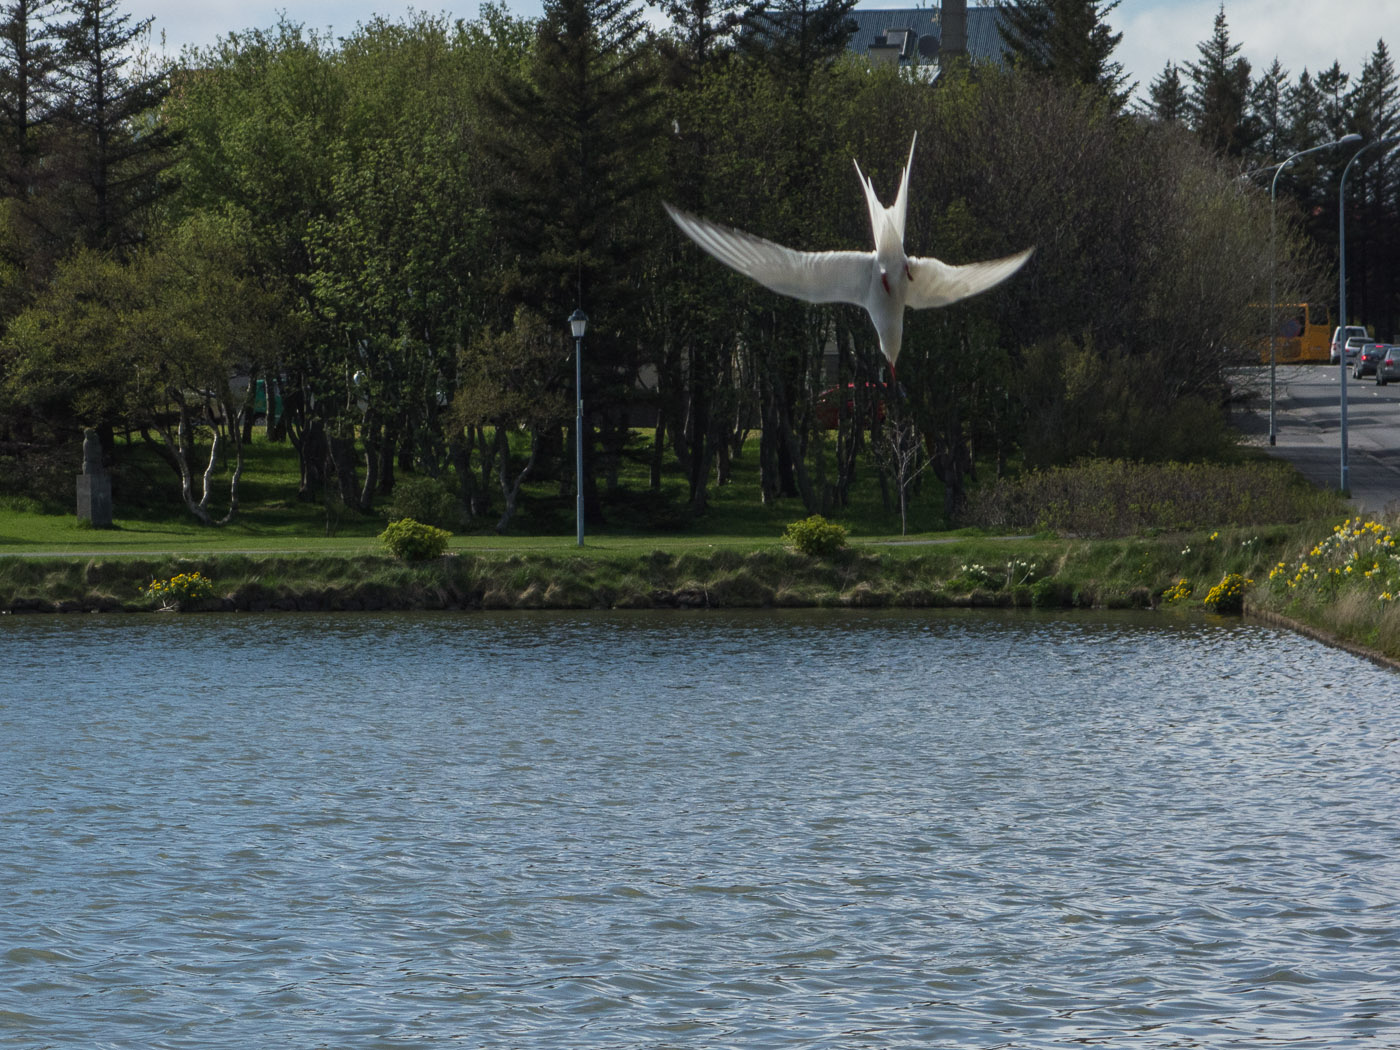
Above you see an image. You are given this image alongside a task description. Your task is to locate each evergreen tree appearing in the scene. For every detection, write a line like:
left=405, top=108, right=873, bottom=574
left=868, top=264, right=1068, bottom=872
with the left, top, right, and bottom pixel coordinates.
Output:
left=1286, top=68, right=1324, bottom=149
left=1348, top=39, right=1398, bottom=141
left=0, top=0, right=63, bottom=194
left=658, top=0, right=743, bottom=79
left=50, top=0, right=175, bottom=251
left=1145, top=60, right=1186, bottom=123
left=480, top=0, right=663, bottom=518
left=1184, top=4, right=1254, bottom=157
left=1249, top=58, right=1290, bottom=162
left=740, top=0, right=856, bottom=102
left=1315, top=60, right=1351, bottom=140
left=654, top=0, right=746, bottom=513
left=995, top=0, right=1131, bottom=109
left=1345, top=40, right=1399, bottom=337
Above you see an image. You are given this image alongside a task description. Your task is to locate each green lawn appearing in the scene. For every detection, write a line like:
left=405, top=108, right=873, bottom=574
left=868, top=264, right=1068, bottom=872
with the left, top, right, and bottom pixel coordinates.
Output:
left=0, top=428, right=952, bottom=554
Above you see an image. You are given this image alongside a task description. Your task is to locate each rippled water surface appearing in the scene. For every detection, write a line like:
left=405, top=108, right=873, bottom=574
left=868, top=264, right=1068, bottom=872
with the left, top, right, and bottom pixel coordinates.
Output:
left=3, top=609, right=1399, bottom=1048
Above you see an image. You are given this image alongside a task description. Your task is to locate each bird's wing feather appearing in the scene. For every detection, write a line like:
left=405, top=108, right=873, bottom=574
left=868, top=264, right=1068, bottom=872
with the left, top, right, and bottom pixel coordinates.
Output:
left=890, top=132, right=916, bottom=245
left=665, top=203, right=872, bottom=306
left=853, top=159, right=885, bottom=246
left=905, top=247, right=1034, bottom=310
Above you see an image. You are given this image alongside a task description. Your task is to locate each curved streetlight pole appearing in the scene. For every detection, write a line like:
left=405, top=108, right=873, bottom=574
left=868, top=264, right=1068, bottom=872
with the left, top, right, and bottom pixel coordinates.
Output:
left=1338, top=135, right=1400, bottom=493
left=1266, top=134, right=1360, bottom=446
left=569, top=308, right=588, bottom=547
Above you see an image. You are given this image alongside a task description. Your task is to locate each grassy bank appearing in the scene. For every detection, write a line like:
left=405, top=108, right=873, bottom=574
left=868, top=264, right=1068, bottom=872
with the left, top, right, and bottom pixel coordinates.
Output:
left=6, top=435, right=1397, bottom=664
left=7, top=515, right=1399, bottom=663
left=1247, top=515, right=1400, bottom=661
left=0, top=525, right=1303, bottom=616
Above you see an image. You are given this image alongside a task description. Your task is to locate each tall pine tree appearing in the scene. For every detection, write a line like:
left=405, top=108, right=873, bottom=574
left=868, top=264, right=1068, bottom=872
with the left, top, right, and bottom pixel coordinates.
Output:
left=1315, top=61, right=1351, bottom=141
left=740, top=0, right=856, bottom=105
left=50, top=0, right=175, bottom=251
left=1249, top=58, right=1290, bottom=162
left=1184, top=4, right=1254, bottom=157
left=1345, top=40, right=1399, bottom=338
left=480, top=0, right=663, bottom=516
left=995, top=0, right=1131, bottom=109
left=1145, top=60, right=1186, bottom=123
left=1286, top=68, right=1324, bottom=148
left=0, top=0, right=62, bottom=194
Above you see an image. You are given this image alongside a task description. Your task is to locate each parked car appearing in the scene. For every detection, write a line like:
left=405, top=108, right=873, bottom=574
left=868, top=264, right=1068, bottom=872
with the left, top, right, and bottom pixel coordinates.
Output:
left=1377, top=346, right=1400, bottom=386
left=1342, top=335, right=1370, bottom=365
left=1354, top=343, right=1386, bottom=378
left=1330, top=325, right=1369, bottom=363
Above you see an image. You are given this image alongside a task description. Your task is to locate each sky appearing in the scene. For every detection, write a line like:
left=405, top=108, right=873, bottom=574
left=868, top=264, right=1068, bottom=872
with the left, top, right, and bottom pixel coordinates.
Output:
left=140, top=0, right=1398, bottom=101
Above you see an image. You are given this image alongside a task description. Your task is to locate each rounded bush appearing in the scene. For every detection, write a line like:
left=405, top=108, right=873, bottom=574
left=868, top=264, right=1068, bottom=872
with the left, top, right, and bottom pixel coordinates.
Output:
left=379, top=518, right=452, bottom=562
left=783, top=515, right=848, bottom=557
left=1203, top=572, right=1250, bottom=614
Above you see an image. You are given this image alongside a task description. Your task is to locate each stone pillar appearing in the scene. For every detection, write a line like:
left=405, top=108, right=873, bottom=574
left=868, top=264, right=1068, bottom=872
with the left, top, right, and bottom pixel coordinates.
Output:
left=76, top=428, right=113, bottom=528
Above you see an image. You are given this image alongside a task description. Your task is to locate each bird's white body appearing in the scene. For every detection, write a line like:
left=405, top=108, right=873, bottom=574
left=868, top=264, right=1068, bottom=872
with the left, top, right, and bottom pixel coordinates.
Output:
left=664, top=134, right=1032, bottom=370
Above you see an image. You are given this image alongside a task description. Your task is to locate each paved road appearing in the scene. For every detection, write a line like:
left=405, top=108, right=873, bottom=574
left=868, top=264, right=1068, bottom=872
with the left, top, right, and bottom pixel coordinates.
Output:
left=1233, top=363, right=1400, bottom=516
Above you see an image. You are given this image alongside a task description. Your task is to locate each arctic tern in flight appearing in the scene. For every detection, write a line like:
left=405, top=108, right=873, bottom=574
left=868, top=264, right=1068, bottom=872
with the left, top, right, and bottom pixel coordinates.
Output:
left=664, top=134, right=1032, bottom=376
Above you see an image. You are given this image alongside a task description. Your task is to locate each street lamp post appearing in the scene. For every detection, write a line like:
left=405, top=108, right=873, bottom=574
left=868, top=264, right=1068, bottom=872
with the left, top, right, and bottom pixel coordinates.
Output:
left=569, top=308, right=588, bottom=547
left=1338, top=135, right=1400, bottom=494
left=1266, top=134, right=1360, bottom=446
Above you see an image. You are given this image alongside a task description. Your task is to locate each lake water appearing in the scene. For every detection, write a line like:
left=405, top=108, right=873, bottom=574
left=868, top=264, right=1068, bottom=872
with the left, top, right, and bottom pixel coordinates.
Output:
left=2, top=609, right=1399, bottom=1049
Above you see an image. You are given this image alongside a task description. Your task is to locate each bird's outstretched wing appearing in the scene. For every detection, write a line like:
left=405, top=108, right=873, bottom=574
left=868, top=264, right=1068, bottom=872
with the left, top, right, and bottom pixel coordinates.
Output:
left=665, top=203, right=871, bottom=307
left=905, top=248, right=1034, bottom=310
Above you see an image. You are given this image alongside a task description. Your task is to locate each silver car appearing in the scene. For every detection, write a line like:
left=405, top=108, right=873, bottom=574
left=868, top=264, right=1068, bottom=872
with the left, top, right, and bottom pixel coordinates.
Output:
left=1354, top=342, right=1386, bottom=378
left=1342, top=335, right=1370, bottom=364
left=1331, top=325, right=1369, bottom=363
left=1377, top=346, right=1400, bottom=386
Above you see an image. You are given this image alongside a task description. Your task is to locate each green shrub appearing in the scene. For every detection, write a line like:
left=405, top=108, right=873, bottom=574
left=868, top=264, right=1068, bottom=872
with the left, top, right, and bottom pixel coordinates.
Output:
left=385, top=476, right=460, bottom=530
left=1202, top=572, right=1250, bottom=614
left=1162, top=578, right=1192, bottom=603
left=379, top=518, right=452, bottom=561
left=144, top=571, right=216, bottom=608
left=1030, top=576, right=1066, bottom=608
left=783, top=515, right=847, bottom=557
left=963, top=459, right=1345, bottom=537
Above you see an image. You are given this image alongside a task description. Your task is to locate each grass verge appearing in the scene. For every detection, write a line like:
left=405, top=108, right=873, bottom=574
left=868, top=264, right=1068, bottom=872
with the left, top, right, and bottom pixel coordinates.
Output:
left=0, top=526, right=1310, bottom=618
left=1246, top=514, right=1400, bottom=662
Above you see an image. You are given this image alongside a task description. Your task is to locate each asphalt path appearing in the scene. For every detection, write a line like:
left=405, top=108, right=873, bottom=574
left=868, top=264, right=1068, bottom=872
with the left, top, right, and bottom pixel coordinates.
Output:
left=1233, top=363, right=1400, bottom=516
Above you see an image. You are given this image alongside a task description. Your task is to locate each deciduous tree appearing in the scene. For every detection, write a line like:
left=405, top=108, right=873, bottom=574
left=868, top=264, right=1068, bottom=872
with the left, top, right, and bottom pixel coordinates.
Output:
left=2, top=216, right=281, bottom=522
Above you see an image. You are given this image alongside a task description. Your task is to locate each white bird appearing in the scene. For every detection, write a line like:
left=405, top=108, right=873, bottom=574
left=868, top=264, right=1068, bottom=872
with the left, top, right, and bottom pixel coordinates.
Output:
left=664, top=134, right=1032, bottom=378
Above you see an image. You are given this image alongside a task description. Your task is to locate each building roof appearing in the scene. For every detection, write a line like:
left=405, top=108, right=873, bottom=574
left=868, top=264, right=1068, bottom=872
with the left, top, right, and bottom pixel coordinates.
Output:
left=847, top=6, right=1007, bottom=68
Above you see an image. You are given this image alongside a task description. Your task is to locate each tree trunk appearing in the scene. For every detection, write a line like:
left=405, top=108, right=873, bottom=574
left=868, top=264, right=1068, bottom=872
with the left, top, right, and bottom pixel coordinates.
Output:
left=449, top=433, right=476, bottom=521
left=327, top=432, right=360, bottom=510
left=289, top=413, right=326, bottom=502
left=650, top=406, right=665, bottom=493
left=494, top=425, right=540, bottom=533
left=215, top=397, right=245, bottom=526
